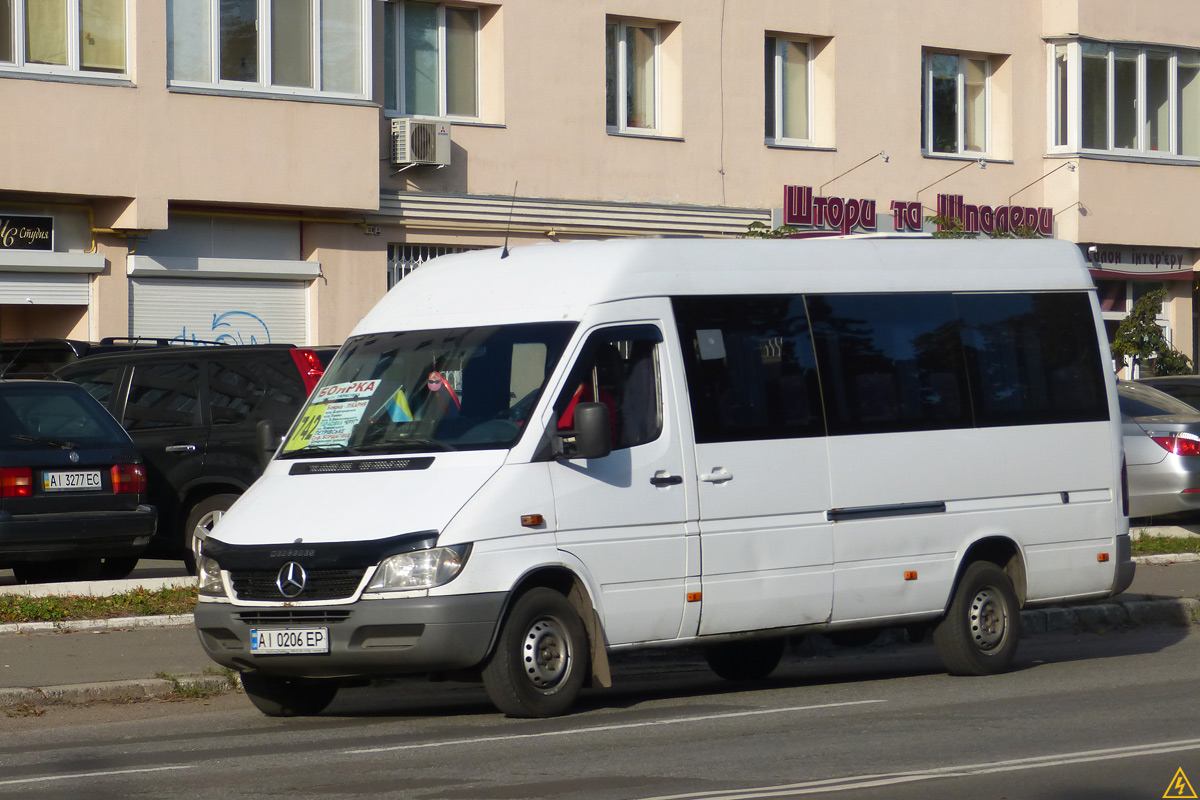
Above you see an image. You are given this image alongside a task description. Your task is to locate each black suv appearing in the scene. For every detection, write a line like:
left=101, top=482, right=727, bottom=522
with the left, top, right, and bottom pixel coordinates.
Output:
left=56, top=345, right=325, bottom=572
left=0, top=379, right=155, bottom=583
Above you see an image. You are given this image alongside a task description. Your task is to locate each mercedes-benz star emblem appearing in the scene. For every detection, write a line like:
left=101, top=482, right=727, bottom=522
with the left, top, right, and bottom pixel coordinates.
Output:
left=276, top=562, right=307, bottom=599
left=69, top=451, right=79, bottom=463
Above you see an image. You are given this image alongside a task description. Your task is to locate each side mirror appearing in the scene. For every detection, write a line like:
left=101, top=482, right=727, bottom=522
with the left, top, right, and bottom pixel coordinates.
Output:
left=255, top=419, right=277, bottom=469
left=559, top=402, right=611, bottom=460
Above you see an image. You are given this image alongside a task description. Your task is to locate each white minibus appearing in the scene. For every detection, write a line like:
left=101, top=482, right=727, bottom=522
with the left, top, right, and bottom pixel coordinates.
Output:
left=195, top=237, right=1134, bottom=718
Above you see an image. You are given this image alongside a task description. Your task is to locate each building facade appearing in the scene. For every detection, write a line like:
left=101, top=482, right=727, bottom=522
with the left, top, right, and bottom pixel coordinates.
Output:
left=1, top=1, right=1198, bottom=363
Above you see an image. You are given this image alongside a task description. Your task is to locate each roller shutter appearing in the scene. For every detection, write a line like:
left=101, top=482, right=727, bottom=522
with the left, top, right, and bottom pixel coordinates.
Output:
left=129, top=277, right=308, bottom=346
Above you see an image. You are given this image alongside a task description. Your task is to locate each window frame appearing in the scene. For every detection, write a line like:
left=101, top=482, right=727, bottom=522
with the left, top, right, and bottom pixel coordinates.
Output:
left=765, top=35, right=813, bottom=145
left=384, top=0, right=480, bottom=120
left=921, top=50, right=992, bottom=158
left=606, top=17, right=661, bottom=135
left=166, top=0, right=371, bottom=100
left=1049, top=39, right=1200, bottom=160
left=0, top=0, right=130, bottom=80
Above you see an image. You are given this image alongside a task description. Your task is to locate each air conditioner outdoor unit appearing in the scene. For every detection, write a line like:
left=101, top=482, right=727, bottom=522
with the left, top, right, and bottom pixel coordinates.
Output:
left=391, top=118, right=451, bottom=167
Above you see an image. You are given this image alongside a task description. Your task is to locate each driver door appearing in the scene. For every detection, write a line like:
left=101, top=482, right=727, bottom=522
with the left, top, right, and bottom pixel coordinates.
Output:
left=548, top=313, right=694, bottom=646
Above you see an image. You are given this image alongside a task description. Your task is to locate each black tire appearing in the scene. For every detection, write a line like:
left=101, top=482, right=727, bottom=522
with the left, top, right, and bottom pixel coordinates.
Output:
left=933, top=561, right=1020, bottom=676
left=183, top=493, right=239, bottom=575
left=240, top=672, right=338, bottom=717
left=481, top=588, right=589, bottom=718
left=98, top=556, right=141, bottom=580
left=704, top=637, right=785, bottom=682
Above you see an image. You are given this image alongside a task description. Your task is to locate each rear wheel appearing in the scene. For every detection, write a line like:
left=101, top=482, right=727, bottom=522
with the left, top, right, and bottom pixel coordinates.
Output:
left=481, top=588, right=589, bottom=718
left=240, top=673, right=339, bottom=717
left=183, top=493, right=239, bottom=574
left=704, top=638, right=785, bottom=682
left=933, top=561, right=1020, bottom=676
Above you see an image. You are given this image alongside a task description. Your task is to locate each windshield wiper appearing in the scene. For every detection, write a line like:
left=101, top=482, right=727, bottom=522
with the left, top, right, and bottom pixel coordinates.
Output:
left=277, top=443, right=365, bottom=460
left=10, top=434, right=78, bottom=450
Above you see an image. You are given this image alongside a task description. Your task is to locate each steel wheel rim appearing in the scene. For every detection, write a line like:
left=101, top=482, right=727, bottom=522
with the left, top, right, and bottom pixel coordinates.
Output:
left=522, top=615, right=572, bottom=693
left=969, top=587, right=1008, bottom=651
left=191, top=509, right=225, bottom=564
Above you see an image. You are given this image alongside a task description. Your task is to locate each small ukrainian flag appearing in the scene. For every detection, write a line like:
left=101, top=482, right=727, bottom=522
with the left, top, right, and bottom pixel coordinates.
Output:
left=379, top=386, right=414, bottom=422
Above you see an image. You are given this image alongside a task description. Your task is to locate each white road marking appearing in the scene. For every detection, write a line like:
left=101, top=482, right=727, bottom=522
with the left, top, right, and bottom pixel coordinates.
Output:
left=0, top=765, right=193, bottom=788
left=634, top=737, right=1200, bottom=799
left=343, top=700, right=888, bottom=755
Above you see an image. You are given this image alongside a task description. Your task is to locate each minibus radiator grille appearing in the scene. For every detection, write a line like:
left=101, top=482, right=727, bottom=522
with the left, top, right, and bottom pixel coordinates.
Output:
left=229, top=569, right=367, bottom=601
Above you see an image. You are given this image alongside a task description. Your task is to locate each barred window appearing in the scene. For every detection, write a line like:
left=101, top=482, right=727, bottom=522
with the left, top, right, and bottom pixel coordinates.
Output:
left=387, top=244, right=474, bottom=289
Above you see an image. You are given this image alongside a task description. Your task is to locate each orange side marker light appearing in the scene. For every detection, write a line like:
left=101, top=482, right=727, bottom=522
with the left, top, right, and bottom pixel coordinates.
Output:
left=520, top=514, right=545, bottom=528
left=904, top=571, right=918, bottom=581
left=1098, top=552, right=1110, bottom=562
left=687, top=592, right=702, bottom=603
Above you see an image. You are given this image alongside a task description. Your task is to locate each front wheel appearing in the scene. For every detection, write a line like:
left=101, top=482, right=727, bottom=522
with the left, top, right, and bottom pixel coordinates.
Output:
left=481, top=588, right=589, bottom=718
left=183, top=494, right=239, bottom=574
left=240, top=673, right=339, bottom=717
left=704, top=638, right=785, bottom=682
left=932, top=561, right=1020, bottom=676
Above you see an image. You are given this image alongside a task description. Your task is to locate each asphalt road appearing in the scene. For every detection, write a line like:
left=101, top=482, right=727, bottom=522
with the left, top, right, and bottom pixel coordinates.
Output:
left=1, top=627, right=1196, bottom=799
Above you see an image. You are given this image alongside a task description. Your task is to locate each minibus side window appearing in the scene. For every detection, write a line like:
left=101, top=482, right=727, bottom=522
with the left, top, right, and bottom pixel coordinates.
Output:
left=956, top=292, right=1108, bottom=426
left=672, top=295, right=824, bottom=444
left=809, top=293, right=970, bottom=436
left=554, top=326, right=664, bottom=450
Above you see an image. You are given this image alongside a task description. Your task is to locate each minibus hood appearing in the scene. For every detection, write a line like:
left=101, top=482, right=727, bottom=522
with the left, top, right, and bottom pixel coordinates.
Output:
left=210, top=451, right=508, bottom=546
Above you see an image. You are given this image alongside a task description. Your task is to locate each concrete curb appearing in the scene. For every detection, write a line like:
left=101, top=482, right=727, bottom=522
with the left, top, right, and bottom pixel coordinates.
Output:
left=0, top=613, right=195, bottom=636
left=0, top=576, right=194, bottom=598
left=0, top=674, right=237, bottom=710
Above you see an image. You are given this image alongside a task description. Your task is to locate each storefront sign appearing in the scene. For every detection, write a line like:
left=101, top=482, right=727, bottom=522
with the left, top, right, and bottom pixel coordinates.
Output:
left=782, top=187, right=1054, bottom=236
left=0, top=215, right=53, bottom=251
left=1090, top=246, right=1191, bottom=276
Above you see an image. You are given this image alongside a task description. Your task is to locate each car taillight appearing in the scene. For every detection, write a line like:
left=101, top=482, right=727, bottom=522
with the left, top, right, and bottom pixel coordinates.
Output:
left=291, top=348, right=325, bottom=395
left=1149, top=431, right=1200, bottom=456
left=111, top=463, right=147, bottom=494
left=0, top=467, right=33, bottom=498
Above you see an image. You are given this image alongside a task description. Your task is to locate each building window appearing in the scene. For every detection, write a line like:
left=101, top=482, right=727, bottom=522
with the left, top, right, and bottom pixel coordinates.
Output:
left=387, top=244, right=474, bottom=289
left=922, top=51, right=989, bottom=156
left=0, top=0, right=127, bottom=76
left=606, top=19, right=659, bottom=132
left=1054, top=40, right=1200, bottom=158
left=765, top=36, right=811, bottom=143
left=385, top=1, right=478, bottom=118
left=167, top=0, right=368, bottom=98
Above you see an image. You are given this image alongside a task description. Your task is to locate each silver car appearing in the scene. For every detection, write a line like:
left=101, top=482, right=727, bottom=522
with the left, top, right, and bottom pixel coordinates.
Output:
left=1118, top=381, right=1200, bottom=520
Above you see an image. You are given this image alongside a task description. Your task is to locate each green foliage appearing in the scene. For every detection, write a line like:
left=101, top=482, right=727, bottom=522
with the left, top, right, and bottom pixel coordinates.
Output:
left=1110, top=289, right=1193, bottom=376
left=743, top=221, right=802, bottom=238
left=0, top=586, right=197, bottom=623
left=1130, top=535, right=1200, bottom=555
left=927, top=214, right=1041, bottom=239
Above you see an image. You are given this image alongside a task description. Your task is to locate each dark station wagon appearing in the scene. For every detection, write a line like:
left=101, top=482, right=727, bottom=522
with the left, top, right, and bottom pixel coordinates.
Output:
left=0, top=379, right=156, bottom=583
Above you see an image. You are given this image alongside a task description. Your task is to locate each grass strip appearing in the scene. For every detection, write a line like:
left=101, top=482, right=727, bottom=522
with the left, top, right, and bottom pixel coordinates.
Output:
left=0, top=586, right=197, bottom=624
left=1131, top=535, right=1200, bottom=556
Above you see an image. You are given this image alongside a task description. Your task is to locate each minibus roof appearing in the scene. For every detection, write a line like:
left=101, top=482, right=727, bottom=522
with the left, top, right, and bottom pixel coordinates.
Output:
left=353, top=237, right=1095, bottom=335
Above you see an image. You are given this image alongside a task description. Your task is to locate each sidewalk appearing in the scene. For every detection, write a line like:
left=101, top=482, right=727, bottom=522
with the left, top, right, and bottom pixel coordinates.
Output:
left=1, top=555, right=1197, bottom=709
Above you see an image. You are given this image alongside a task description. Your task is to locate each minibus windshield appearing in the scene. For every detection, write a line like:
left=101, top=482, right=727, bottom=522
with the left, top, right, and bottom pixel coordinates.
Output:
left=278, top=322, right=575, bottom=458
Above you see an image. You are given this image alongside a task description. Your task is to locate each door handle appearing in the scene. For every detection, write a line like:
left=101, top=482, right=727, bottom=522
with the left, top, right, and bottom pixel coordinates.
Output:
left=649, top=471, right=683, bottom=487
left=165, top=444, right=197, bottom=453
left=699, top=468, right=733, bottom=484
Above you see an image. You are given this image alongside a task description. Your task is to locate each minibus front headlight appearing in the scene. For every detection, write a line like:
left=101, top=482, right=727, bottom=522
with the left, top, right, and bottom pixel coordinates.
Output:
left=366, top=544, right=471, bottom=592
left=197, top=556, right=227, bottom=597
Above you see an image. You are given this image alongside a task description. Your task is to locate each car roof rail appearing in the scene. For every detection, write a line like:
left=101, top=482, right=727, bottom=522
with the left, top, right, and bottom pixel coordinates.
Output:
left=96, top=336, right=229, bottom=348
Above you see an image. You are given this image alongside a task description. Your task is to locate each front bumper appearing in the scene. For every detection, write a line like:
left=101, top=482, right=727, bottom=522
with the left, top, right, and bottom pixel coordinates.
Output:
left=194, top=591, right=508, bottom=679
left=0, top=505, right=157, bottom=562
